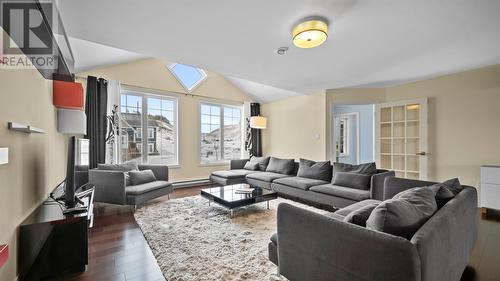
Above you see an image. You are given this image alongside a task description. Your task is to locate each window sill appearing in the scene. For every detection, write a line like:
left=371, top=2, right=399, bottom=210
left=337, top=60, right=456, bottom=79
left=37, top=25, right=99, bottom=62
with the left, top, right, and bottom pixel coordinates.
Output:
left=199, top=162, right=230, bottom=167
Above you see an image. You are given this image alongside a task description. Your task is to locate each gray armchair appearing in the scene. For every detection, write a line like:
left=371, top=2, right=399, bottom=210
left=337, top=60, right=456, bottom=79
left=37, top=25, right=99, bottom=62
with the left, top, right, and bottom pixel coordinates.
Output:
left=89, top=164, right=173, bottom=206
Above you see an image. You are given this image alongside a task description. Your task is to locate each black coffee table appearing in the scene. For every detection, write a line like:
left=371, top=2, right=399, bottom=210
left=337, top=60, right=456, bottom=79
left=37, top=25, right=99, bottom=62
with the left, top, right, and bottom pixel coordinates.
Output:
left=200, top=184, right=278, bottom=217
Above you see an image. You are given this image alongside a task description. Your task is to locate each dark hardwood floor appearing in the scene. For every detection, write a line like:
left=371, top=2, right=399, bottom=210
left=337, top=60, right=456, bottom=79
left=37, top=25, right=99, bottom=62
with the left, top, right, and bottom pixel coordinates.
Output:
left=64, top=186, right=201, bottom=281
left=64, top=186, right=500, bottom=281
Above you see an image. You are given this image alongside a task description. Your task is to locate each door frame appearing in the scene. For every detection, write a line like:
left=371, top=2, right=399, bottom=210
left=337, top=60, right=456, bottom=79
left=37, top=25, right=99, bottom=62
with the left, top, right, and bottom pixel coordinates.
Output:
left=333, top=112, right=360, bottom=164
left=375, top=97, right=428, bottom=180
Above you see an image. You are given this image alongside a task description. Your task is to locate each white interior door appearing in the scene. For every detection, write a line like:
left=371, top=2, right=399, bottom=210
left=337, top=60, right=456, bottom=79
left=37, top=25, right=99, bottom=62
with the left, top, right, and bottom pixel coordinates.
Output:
left=375, top=98, right=428, bottom=180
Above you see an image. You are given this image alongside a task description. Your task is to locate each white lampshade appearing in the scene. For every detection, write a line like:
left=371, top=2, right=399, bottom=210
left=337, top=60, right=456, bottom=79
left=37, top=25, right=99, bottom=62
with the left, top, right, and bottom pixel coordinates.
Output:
left=250, top=116, right=267, bottom=129
left=0, top=148, right=8, bottom=165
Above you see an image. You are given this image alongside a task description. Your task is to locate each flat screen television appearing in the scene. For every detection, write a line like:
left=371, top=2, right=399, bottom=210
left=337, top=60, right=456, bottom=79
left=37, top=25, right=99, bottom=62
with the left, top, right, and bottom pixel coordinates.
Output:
left=61, top=136, right=89, bottom=208
left=64, top=136, right=77, bottom=208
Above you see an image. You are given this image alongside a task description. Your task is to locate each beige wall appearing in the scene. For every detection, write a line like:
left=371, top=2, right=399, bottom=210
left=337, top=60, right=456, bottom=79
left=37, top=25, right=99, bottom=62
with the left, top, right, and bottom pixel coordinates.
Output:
left=261, top=90, right=328, bottom=161
left=382, top=65, right=500, bottom=186
left=326, top=65, right=500, bottom=187
left=0, top=34, right=68, bottom=281
left=262, top=65, right=500, bottom=187
left=79, top=58, right=254, bottom=182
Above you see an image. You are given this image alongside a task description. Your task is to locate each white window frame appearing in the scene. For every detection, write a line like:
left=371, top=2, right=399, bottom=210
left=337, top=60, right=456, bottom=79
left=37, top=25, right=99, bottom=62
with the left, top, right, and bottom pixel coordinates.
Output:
left=119, top=88, right=179, bottom=166
left=148, top=127, right=154, bottom=139
left=167, top=63, right=207, bottom=93
left=199, top=101, right=243, bottom=165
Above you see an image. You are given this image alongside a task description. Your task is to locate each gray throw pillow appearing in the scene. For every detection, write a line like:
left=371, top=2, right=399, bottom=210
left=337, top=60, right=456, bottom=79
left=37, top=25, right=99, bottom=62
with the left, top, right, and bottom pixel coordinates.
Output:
left=344, top=202, right=380, bottom=227
left=243, top=161, right=260, bottom=171
left=297, top=158, right=331, bottom=181
left=266, top=157, right=295, bottom=175
left=366, top=186, right=437, bottom=239
left=332, top=162, right=377, bottom=183
left=129, top=169, right=157, bottom=185
left=428, top=178, right=463, bottom=208
left=333, top=172, right=372, bottom=190
left=249, top=156, right=270, bottom=171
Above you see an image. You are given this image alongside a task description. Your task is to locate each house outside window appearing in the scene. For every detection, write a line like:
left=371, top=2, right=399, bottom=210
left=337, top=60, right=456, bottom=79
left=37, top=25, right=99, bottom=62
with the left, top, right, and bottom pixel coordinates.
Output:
left=120, top=89, right=178, bottom=165
left=200, top=102, right=242, bottom=164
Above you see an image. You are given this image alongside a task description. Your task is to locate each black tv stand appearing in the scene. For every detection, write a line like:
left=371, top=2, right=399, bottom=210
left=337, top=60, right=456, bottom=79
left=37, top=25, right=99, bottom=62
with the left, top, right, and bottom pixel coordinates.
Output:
left=19, top=187, right=94, bottom=280
left=62, top=205, right=88, bottom=215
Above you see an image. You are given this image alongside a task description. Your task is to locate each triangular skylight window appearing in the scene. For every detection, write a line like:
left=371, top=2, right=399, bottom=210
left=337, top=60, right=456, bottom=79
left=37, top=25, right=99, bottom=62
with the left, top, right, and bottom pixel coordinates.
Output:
left=167, top=63, right=207, bottom=92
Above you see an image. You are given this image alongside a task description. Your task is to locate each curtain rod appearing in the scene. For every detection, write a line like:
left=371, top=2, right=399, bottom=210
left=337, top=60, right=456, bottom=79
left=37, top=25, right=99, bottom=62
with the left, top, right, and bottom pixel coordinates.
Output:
left=74, top=75, right=247, bottom=104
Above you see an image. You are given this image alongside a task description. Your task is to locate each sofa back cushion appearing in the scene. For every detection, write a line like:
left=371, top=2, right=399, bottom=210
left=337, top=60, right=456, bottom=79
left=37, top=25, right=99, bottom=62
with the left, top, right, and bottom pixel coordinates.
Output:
left=129, top=169, right=157, bottom=185
left=98, top=163, right=138, bottom=186
left=366, top=186, right=437, bottom=239
left=249, top=156, right=270, bottom=171
left=243, top=161, right=260, bottom=171
left=332, top=162, right=376, bottom=183
left=297, top=158, right=332, bottom=181
left=266, top=157, right=295, bottom=175
left=333, top=172, right=371, bottom=190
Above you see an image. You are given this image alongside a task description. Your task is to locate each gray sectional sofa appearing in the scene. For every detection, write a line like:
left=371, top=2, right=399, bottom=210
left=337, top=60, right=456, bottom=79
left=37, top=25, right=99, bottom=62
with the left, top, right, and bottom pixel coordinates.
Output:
left=268, top=177, right=478, bottom=281
left=210, top=157, right=395, bottom=210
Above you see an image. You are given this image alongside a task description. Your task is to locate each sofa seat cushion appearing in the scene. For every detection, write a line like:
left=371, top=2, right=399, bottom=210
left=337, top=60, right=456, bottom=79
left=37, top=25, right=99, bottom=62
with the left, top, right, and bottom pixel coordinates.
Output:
left=246, top=172, right=290, bottom=182
left=270, top=233, right=278, bottom=245
left=125, top=180, right=172, bottom=195
left=273, top=177, right=329, bottom=190
left=330, top=199, right=381, bottom=220
left=310, top=184, right=371, bottom=201
left=212, top=169, right=258, bottom=179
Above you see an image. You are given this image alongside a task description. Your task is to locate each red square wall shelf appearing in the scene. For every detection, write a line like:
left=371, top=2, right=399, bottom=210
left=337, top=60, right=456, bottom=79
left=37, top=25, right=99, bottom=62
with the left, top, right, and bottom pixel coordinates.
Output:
left=53, top=80, right=84, bottom=110
left=0, top=244, right=8, bottom=269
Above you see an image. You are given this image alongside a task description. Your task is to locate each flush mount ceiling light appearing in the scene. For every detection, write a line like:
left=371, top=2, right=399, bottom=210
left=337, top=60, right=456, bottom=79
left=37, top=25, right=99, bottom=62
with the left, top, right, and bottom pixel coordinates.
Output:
left=292, top=18, right=328, bottom=48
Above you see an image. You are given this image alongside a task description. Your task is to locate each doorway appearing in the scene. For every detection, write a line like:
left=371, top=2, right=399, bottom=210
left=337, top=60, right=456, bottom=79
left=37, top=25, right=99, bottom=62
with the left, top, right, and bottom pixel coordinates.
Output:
left=333, top=104, right=375, bottom=165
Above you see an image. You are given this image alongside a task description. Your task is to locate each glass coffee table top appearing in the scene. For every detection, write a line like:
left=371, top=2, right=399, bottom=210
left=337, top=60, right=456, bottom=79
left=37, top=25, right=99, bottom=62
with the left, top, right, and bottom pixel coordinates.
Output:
left=200, top=184, right=278, bottom=217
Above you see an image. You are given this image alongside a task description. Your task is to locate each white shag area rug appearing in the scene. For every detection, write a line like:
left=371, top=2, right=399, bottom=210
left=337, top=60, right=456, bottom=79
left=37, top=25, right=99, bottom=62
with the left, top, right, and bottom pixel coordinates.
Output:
left=134, top=196, right=330, bottom=281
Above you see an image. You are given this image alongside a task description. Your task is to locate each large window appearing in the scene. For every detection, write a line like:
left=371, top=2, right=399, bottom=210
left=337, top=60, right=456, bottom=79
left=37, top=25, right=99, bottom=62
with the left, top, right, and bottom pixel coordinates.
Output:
left=120, top=90, right=178, bottom=165
left=200, top=102, right=242, bottom=163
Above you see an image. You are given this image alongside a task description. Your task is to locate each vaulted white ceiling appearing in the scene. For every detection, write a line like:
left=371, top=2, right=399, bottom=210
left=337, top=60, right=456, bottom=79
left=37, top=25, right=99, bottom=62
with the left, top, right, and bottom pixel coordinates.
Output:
left=69, top=37, right=146, bottom=73
left=59, top=0, right=500, bottom=99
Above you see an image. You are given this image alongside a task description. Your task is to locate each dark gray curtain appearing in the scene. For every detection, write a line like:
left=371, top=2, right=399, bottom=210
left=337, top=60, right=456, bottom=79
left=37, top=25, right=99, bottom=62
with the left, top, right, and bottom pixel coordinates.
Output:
left=85, top=76, right=108, bottom=169
left=249, top=103, right=262, bottom=157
